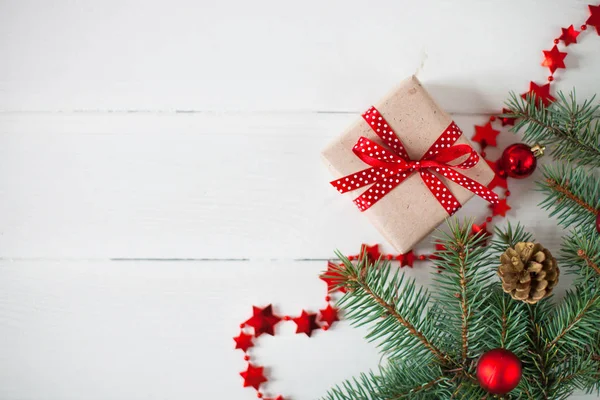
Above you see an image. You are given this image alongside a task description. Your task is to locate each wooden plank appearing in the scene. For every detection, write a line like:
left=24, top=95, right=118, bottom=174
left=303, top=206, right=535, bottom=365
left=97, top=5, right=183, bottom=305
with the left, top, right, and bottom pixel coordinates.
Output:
left=0, top=113, right=566, bottom=259
left=0, top=260, right=384, bottom=400
left=0, top=0, right=597, bottom=113
left=0, top=259, right=592, bottom=399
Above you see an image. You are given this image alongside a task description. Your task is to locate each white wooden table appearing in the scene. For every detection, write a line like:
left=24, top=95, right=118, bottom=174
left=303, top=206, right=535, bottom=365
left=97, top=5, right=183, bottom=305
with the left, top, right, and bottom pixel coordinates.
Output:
left=1, top=1, right=598, bottom=399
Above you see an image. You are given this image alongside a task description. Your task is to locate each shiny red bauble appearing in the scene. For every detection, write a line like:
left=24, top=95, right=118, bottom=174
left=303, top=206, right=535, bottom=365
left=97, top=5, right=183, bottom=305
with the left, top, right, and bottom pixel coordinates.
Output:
left=499, top=143, right=537, bottom=179
left=476, top=348, right=522, bottom=394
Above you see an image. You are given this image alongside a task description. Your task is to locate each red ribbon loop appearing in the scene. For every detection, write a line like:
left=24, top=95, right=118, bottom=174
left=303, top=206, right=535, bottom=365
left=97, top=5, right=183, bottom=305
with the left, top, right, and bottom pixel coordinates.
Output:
left=330, top=106, right=498, bottom=214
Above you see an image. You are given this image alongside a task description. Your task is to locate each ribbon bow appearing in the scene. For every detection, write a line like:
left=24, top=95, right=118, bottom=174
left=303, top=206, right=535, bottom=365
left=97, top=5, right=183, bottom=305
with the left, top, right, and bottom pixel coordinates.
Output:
left=331, top=106, right=498, bottom=214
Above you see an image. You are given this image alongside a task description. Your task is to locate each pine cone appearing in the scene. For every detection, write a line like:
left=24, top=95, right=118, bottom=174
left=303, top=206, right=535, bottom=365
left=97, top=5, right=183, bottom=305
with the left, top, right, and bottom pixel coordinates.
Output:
left=498, top=242, right=559, bottom=304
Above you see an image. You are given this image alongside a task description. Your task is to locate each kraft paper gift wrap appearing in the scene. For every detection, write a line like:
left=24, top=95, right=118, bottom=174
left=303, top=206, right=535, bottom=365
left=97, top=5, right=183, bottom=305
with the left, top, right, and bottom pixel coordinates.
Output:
left=321, top=75, right=495, bottom=253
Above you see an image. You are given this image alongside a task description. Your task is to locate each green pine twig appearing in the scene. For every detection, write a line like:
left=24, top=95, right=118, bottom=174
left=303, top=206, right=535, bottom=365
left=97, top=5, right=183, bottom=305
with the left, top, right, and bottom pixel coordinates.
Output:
left=538, top=163, right=600, bottom=233
left=505, top=91, right=600, bottom=167
left=327, top=253, right=451, bottom=365
left=560, top=231, right=600, bottom=283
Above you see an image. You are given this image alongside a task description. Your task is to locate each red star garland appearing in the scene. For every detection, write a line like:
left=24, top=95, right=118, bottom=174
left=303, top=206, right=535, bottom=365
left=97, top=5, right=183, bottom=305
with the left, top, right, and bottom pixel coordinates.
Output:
left=471, top=222, right=491, bottom=244
left=360, top=243, right=381, bottom=263
left=318, top=304, right=339, bottom=327
left=490, top=198, right=511, bottom=217
left=233, top=332, right=254, bottom=352
left=240, top=364, right=268, bottom=390
left=233, top=6, right=600, bottom=396
left=587, top=4, right=600, bottom=34
left=500, top=108, right=516, bottom=127
left=522, top=82, right=556, bottom=107
left=429, top=243, right=448, bottom=272
left=244, top=305, right=281, bottom=337
left=559, top=25, right=580, bottom=46
left=397, top=250, right=415, bottom=267
left=293, top=310, right=321, bottom=337
left=320, top=261, right=347, bottom=293
left=473, top=122, right=500, bottom=147
left=542, top=45, right=567, bottom=74
left=485, top=159, right=508, bottom=190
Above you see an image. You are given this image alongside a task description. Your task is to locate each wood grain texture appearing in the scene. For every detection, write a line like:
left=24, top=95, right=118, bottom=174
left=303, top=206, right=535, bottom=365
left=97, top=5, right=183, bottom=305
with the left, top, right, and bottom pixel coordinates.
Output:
left=0, top=0, right=598, bottom=113
left=0, top=259, right=589, bottom=400
left=1, top=0, right=599, bottom=398
left=0, top=260, right=384, bottom=400
left=0, top=113, right=566, bottom=259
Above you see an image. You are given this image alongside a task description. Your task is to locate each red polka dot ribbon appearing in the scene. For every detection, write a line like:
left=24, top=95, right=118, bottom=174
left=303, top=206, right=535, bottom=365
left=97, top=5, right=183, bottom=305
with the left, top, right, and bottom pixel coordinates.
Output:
left=330, top=106, right=499, bottom=213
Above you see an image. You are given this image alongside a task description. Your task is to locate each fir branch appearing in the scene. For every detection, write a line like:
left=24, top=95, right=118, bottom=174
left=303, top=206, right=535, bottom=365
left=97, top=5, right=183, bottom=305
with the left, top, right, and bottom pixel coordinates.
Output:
left=505, top=91, right=600, bottom=167
left=552, top=346, right=600, bottom=398
left=482, top=288, right=528, bottom=354
left=544, top=285, right=600, bottom=360
left=322, top=360, right=451, bottom=400
left=432, top=220, right=495, bottom=361
left=386, top=375, right=446, bottom=400
left=538, top=163, right=600, bottom=233
left=328, top=254, right=451, bottom=365
left=457, top=246, right=469, bottom=362
left=522, top=302, right=554, bottom=400
left=545, top=177, right=598, bottom=214
left=490, top=222, right=534, bottom=253
left=578, top=249, right=600, bottom=276
left=324, top=220, right=600, bottom=399
left=352, top=272, right=449, bottom=364
left=560, top=231, right=600, bottom=284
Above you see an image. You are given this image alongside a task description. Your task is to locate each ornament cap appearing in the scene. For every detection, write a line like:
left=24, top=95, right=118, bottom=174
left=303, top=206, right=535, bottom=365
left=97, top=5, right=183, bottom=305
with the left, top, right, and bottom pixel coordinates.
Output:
left=531, top=144, right=546, bottom=158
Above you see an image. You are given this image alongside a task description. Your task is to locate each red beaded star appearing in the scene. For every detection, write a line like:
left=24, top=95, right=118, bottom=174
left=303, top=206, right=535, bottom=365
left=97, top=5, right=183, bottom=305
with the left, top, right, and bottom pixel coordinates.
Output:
left=292, top=310, right=321, bottom=337
left=318, top=304, right=339, bottom=327
left=490, top=198, right=511, bottom=217
left=244, top=305, right=281, bottom=337
left=499, top=108, right=516, bottom=127
left=265, top=396, right=285, bottom=400
left=359, top=244, right=381, bottom=263
left=521, top=82, right=555, bottom=107
left=240, top=364, right=267, bottom=390
left=320, top=261, right=347, bottom=293
left=485, top=159, right=508, bottom=190
left=473, top=122, right=500, bottom=147
left=587, top=4, right=600, bottom=35
left=233, top=332, right=254, bottom=352
left=429, top=243, right=448, bottom=272
left=559, top=25, right=580, bottom=46
left=397, top=251, right=415, bottom=268
left=542, top=45, right=567, bottom=74
left=471, top=222, right=491, bottom=243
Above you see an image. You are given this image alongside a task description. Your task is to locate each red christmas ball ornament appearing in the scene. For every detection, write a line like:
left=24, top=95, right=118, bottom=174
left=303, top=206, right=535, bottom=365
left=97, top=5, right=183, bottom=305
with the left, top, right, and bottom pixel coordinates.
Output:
left=499, top=143, right=543, bottom=179
left=477, top=348, right=522, bottom=394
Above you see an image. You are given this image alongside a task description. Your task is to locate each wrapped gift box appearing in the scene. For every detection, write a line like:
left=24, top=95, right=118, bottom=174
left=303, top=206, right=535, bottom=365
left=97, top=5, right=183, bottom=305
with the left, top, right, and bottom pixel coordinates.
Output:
left=321, top=75, right=496, bottom=253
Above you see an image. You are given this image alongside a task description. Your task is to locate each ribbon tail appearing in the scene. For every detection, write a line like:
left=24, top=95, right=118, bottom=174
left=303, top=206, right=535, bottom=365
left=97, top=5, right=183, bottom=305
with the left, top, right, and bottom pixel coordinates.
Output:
left=353, top=171, right=412, bottom=211
left=434, top=167, right=500, bottom=205
left=331, top=167, right=384, bottom=194
left=420, top=170, right=462, bottom=216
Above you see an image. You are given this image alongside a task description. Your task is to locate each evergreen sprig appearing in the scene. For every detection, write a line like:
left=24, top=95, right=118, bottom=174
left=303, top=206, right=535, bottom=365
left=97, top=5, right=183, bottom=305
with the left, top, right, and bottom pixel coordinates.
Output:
left=327, top=251, right=449, bottom=364
left=323, top=359, right=452, bottom=400
left=505, top=91, right=600, bottom=167
left=324, top=222, right=522, bottom=399
left=538, top=163, right=600, bottom=234
left=522, top=301, right=554, bottom=400
left=490, top=223, right=534, bottom=252
left=432, top=221, right=495, bottom=362
left=323, top=222, right=600, bottom=400
left=560, top=231, right=600, bottom=284
left=482, top=288, right=528, bottom=355
left=323, top=88, right=600, bottom=399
